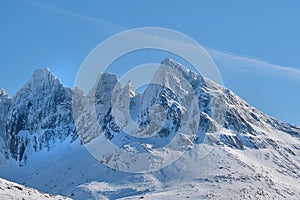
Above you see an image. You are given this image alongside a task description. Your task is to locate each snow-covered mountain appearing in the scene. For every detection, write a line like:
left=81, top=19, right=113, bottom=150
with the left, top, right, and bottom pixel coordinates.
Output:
left=0, top=59, right=299, bottom=199
left=2, top=68, right=77, bottom=165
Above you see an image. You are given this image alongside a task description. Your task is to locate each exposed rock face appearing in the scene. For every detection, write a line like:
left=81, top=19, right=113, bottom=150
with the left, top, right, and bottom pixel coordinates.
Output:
left=0, top=88, right=11, bottom=163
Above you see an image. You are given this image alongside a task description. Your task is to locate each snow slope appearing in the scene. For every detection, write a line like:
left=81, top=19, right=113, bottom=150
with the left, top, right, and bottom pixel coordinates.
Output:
left=0, top=177, right=71, bottom=200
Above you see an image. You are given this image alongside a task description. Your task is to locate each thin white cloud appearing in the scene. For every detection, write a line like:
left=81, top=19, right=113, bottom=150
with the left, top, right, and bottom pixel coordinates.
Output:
left=22, top=0, right=125, bottom=34
left=208, top=48, right=300, bottom=81
left=109, top=28, right=300, bottom=82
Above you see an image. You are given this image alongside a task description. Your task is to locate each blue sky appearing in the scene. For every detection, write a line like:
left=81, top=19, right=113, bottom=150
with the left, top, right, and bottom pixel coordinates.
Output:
left=1, top=0, right=300, bottom=125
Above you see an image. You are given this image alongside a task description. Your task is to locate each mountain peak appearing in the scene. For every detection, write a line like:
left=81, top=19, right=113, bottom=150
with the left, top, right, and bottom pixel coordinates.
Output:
left=160, top=58, right=185, bottom=71
left=0, top=88, right=9, bottom=98
left=99, top=72, right=118, bottom=83
left=33, top=67, right=51, bottom=73
left=31, top=68, right=57, bottom=82
left=160, top=57, right=173, bottom=65
left=15, top=68, right=62, bottom=94
left=160, top=58, right=205, bottom=88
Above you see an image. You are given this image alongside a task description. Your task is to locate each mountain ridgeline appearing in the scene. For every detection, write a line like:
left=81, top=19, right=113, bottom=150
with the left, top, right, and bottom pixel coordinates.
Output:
left=0, top=58, right=299, bottom=166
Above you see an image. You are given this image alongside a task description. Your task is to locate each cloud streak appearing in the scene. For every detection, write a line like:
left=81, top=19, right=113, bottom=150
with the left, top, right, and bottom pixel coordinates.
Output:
left=23, top=0, right=125, bottom=34
left=208, top=48, right=300, bottom=81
